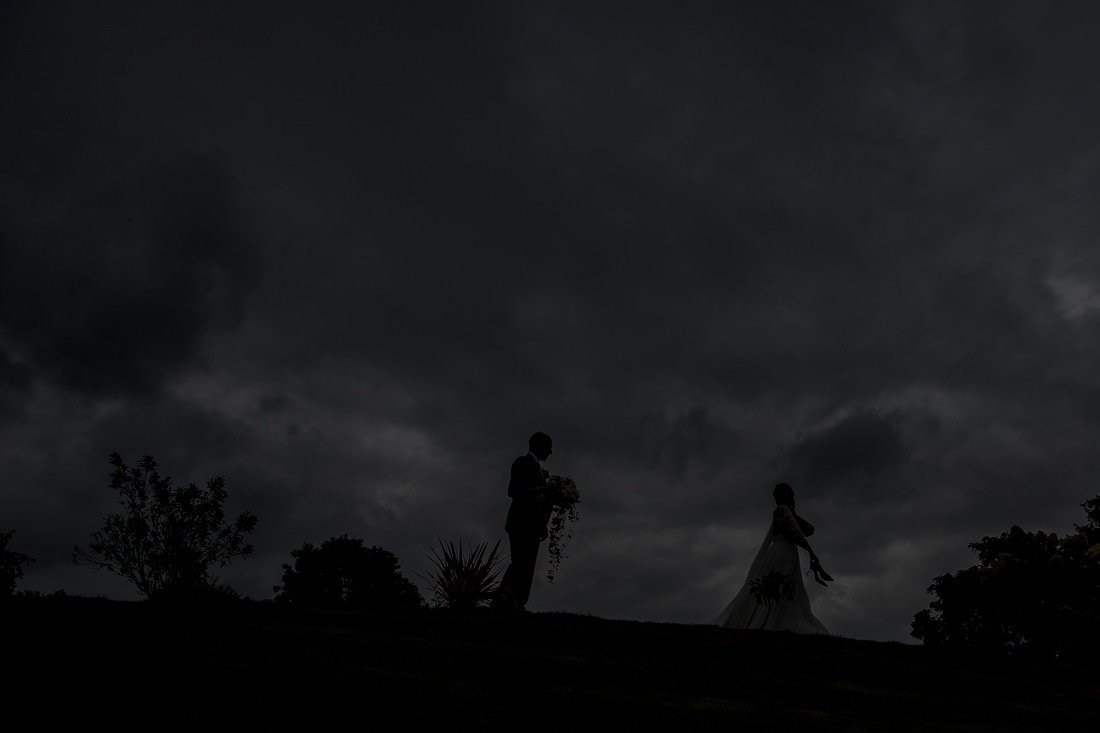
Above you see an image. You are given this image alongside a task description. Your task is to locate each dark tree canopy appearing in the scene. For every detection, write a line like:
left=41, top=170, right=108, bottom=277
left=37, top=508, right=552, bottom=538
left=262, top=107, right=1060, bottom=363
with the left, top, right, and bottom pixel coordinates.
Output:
left=1076, top=495, right=1100, bottom=541
left=74, top=453, right=257, bottom=601
left=912, top=495, right=1100, bottom=661
left=275, top=535, right=424, bottom=611
left=1, top=530, right=33, bottom=598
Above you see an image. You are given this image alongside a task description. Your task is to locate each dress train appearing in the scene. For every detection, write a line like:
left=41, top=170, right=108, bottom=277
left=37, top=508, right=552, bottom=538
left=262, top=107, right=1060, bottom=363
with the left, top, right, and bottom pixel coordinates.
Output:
left=712, top=506, right=828, bottom=634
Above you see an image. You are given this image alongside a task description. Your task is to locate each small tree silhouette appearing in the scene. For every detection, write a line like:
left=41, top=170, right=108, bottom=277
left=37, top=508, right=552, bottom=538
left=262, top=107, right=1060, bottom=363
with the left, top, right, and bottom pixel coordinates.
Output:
left=1, top=530, right=33, bottom=599
left=275, top=535, right=424, bottom=611
left=73, top=453, right=257, bottom=601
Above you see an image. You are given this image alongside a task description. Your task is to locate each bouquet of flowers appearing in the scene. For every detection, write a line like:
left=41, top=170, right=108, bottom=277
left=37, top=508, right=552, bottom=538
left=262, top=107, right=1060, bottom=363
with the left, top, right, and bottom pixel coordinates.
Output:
left=543, top=473, right=580, bottom=583
left=747, top=571, right=797, bottom=626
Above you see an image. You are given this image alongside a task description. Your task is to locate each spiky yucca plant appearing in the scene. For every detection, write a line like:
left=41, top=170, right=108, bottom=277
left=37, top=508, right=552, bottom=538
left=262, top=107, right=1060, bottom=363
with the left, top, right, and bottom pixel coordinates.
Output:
left=421, top=538, right=505, bottom=610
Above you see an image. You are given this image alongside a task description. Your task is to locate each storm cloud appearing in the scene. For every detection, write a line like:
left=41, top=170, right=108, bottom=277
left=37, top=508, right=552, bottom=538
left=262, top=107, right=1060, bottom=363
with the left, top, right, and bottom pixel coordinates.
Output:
left=4, top=1, right=1100, bottom=641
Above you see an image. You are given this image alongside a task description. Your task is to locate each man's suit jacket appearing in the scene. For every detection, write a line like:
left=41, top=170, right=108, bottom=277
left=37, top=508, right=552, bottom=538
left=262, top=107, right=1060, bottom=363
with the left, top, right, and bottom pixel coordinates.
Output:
left=504, top=454, right=552, bottom=538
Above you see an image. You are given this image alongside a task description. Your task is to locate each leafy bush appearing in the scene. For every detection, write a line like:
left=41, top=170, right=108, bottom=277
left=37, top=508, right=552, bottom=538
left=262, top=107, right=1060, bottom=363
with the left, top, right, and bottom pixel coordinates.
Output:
left=912, top=495, right=1100, bottom=661
left=73, top=453, right=257, bottom=602
left=275, top=535, right=424, bottom=611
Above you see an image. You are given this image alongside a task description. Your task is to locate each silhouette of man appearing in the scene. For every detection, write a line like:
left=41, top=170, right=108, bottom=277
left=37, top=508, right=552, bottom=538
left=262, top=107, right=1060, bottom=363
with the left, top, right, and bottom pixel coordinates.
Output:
left=495, top=431, right=554, bottom=612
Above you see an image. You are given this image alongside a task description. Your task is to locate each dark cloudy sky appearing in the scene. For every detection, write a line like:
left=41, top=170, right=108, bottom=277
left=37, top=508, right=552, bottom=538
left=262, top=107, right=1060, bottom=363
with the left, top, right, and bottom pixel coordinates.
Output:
left=5, top=1, right=1100, bottom=642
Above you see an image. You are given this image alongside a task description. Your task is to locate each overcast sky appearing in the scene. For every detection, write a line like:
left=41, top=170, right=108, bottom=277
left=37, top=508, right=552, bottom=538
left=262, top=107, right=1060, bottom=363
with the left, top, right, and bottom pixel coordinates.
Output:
left=4, top=1, right=1100, bottom=642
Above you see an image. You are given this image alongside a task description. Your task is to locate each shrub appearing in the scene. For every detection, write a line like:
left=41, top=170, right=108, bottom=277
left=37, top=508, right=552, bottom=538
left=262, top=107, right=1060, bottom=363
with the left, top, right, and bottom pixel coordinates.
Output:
left=421, top=538, right=505, bottom=610
left=73, top=453, right=257, bottom=601
left=275, top=535, right=424, bottom=611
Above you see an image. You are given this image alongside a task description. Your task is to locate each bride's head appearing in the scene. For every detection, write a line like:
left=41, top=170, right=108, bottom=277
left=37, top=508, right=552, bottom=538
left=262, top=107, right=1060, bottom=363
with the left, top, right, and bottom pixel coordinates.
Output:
left=773, top=482, right=795, bottom=506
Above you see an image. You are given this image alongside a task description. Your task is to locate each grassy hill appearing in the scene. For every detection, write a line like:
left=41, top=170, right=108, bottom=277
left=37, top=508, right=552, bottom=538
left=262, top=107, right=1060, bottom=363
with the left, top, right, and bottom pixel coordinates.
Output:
left=7, top=596, right=1096, bottom=731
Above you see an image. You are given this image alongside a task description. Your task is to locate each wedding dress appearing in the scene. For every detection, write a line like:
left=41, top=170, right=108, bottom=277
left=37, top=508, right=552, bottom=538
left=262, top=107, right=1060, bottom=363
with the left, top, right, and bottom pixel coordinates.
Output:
left=711, top=504, right=828, bottom=634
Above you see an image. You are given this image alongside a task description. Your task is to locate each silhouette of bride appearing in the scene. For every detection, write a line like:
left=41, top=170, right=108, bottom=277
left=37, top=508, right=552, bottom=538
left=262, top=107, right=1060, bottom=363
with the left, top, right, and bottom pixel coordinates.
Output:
left=711, top=482, right=831, bottom=634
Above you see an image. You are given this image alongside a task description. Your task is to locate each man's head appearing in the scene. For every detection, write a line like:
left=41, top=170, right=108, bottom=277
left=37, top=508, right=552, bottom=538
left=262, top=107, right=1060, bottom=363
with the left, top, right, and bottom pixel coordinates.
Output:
left=529, top=432, right=553, bottom=461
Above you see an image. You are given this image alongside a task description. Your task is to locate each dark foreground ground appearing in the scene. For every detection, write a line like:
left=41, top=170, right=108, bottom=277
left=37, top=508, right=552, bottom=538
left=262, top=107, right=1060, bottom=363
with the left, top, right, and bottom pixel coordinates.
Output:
left=5, top=596, right=1097, bottom=731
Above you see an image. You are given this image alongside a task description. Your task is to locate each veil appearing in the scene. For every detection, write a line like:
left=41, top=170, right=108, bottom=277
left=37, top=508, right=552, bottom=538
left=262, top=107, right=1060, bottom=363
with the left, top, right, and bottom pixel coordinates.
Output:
left=709, top=523, right=776, bottom=626
left=742, top=524, right=778, bottom=584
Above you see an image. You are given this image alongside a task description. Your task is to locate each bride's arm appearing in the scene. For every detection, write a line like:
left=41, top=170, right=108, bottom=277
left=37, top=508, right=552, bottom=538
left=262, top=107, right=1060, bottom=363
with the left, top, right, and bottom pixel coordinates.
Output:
left=776, top=506, right=819, bottom=562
